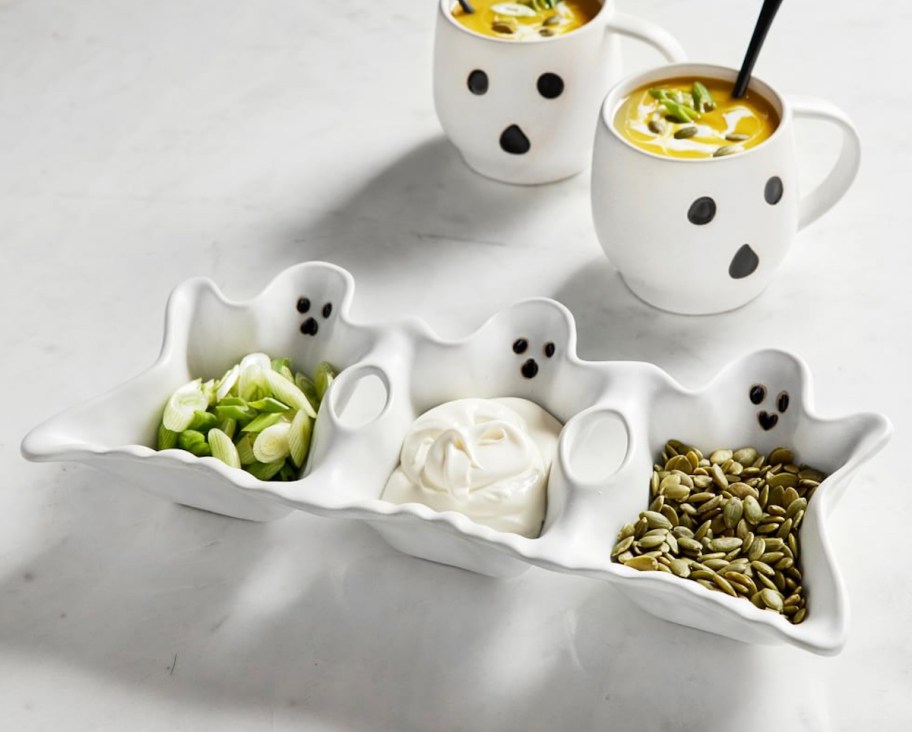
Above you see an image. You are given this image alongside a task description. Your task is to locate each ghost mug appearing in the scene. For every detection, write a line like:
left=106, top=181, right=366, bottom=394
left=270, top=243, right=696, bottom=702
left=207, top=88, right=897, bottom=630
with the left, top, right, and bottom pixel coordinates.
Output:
left=433, top=0, right=685, bottom=185
left=591, top=63, right=861, bottom=314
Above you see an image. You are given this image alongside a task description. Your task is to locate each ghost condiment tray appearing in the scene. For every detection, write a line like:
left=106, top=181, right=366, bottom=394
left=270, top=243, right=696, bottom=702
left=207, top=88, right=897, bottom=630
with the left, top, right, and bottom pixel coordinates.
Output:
left=21, top=262, right=891, bottom=654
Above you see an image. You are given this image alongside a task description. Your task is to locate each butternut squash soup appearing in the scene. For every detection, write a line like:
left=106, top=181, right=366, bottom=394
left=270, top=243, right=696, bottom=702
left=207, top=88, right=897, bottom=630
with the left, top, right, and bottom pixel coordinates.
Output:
left=452, top=0, right=602, bottom=40
left=613, top=77, right=780, bottom=159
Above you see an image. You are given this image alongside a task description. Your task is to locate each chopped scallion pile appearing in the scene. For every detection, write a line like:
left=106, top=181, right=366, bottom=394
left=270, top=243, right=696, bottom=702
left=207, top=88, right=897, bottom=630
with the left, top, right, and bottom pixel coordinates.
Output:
left=156, top=353, right=337, bottom=481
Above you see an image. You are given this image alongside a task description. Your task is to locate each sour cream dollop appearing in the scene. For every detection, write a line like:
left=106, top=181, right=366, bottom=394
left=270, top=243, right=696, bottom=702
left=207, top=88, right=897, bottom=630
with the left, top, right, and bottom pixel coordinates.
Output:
left=381, top=397, right=562, bottom=538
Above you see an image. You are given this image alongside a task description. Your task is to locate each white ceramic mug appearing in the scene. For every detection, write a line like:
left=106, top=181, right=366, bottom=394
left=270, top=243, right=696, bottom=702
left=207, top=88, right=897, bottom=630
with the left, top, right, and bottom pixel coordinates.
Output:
left=433, top=0, right=686, bottom=185
left=591, top=63, right=862, bottom=314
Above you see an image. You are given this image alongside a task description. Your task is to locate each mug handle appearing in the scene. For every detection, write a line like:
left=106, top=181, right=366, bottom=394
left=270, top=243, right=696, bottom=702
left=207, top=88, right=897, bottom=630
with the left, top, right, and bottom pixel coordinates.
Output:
left=790, top=95, right=862, bottom=230
left=604, top=12, right=687, bottom=63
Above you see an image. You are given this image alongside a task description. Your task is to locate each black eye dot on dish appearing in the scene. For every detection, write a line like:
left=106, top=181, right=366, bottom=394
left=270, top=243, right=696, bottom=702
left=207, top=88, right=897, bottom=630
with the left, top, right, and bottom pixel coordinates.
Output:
left=513, top=338, right=528, bottom=354
left=765, top=176, right=784, bottom=205
left=467, top=69, right=488, bottom=95
left=537, top=72, right=564, bottom=99
left=688, top=196, right=717, bottom=225
left=300, top=317, right=319, bottom=336
left=521, top=359, right=539, bottom=379
left=322, top=302, right=333, bottom=318
left=296, top=297, right=311, bottom=314
left=749, top=384, right=766, bottom=405
left=777, top=390, right=790, bottom=413
left=543, top=342, right=555, bottom=358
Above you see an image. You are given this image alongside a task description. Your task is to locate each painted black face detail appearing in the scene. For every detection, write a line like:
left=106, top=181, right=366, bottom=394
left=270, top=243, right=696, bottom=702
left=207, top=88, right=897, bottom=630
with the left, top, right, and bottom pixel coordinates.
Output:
left=776, top=391, right=790, bottom=413
left=513, top=338, right=528, bottom=354
left=749, top=384, right=766, bottom=405
left=521, top=358, right=539, bottom=379
left=687, top=197, right=716, bottom=225
left=500, top=124, right=531, bottom=155
left=750, top=384, right=788, bottom=430
left=300, top=317, right=318, bottom=336
left=764, top=176, right=783, bottom=205
left=544, top=342, right=555, bottom=358
left=296, top=297, right=311, bottom=314
left=729, top=244, right=760, bottom=279
left=322, top=302, right=333, bottom=318
left=467, top=69, right=488, bottom=96
left=537, top=72, right=564, bottom=99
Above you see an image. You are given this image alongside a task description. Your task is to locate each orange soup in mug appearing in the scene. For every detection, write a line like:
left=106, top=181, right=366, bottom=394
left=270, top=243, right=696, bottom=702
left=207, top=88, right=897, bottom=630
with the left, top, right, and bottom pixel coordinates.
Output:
left=452, top=0, right=602, bottom=40
left=613, top=76, right=780, bottom=159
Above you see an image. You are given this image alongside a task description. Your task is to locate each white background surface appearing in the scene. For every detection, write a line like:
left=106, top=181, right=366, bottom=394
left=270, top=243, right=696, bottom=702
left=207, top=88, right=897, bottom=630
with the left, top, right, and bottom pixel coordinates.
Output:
left=2, top=0, right=910, bottom=729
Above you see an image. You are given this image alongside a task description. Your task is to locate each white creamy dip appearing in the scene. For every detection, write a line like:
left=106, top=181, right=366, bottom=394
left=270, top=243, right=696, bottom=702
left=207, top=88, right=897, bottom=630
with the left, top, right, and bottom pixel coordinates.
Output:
left=382, top=397, right=562, bottom=538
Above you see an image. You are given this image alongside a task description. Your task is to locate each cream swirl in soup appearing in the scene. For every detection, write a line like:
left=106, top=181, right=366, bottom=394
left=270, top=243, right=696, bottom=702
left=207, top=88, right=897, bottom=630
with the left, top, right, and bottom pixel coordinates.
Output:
left=382, top=397, right=562, bottom=537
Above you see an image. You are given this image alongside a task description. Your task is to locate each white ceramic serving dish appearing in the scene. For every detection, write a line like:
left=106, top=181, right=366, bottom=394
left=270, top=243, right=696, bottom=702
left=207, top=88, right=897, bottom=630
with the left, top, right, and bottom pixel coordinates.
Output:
left=22, top=262, right=891, bottom=654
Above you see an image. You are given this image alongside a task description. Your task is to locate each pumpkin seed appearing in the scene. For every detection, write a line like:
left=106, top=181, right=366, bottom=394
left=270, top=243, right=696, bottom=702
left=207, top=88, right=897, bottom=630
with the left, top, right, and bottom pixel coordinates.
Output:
left=713, top=145, right=739, bottom=157
left=768, top=448, right=794, bottom=466
left=725, top=132, right=750, bottom=142
left=624, top=555, right=659, bottom=571
left=612, top=536, right=635, bottom=556
left=670, top=558, right=691, bottom=577
left=723, top=498, right=744, bottom=529
left=643, top=510, right=673, bottom=530
left=759, top=588, right=784, bottom=611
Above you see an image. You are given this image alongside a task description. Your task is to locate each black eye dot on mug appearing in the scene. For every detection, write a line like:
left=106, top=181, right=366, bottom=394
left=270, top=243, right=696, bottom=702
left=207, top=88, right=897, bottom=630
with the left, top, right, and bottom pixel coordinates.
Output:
left=537, top=72, right=564, bottom=99
left=688, top=196, right=717, bottom=225
left=513, top=338, right=528, bottom=355
left=467, top=69, right=488, bottom=95
left=543, top=342, right=555, bottom=358
left=322, top=302, right=333, bottom=319
left=296, top=297, right=311, bottom=314
left=764, top=176, right=784, bottom=205
left=749, top=384, right=766, bottom=405
left=777, top=390, right=790, bottom=413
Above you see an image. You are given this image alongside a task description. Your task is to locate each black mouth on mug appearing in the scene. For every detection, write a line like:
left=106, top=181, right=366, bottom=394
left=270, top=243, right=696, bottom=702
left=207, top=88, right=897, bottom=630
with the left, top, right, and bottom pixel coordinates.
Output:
left=500, top=124, right=531, bottom=155
left=729, top=244, right=760, bottom=279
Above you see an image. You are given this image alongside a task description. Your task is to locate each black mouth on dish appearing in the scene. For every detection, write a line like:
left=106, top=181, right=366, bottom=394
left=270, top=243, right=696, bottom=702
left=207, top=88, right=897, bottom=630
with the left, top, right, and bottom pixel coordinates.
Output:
left=521, top=358, right=539, bottom=379
left=729, top=244, right=760, bottom=279
left=500, top=125, right=531, bottom=155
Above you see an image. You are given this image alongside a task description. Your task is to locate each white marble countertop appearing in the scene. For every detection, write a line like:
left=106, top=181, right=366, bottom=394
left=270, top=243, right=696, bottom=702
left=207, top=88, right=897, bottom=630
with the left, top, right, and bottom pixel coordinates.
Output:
left=2, top=0, right=909, bottom=729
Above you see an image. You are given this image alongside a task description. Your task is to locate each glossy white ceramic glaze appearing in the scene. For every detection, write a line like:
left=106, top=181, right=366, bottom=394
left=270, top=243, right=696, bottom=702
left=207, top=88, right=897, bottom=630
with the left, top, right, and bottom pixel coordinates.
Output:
left=21, top=263, right=891, bottom=654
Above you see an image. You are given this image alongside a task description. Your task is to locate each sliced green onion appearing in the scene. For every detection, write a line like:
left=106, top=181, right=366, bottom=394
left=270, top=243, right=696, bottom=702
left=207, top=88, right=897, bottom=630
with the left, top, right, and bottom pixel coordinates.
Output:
left=277, top=461, right=298, bottom=482
left=208, top=428, right=241, bottom=469
left=241, top=412, right=285, bottom=433
left=271, top=357, right=291, bottom=373
left=248, top=397, right=291, bottom=413
left=263, top=369, right=317, bottom=418
left=295, top=372, right=320, bottom=411
left=157, top=423, right=179, bottom=450
left=253, top=421, right=292, bottom=463
left=188, top=409, right=219, bottom=432
left=235, top=433, right=257, bottom=465
left=216, top=364, right=240, bottom=401
left=178, top=429, right=211, bottom=457
left=288, top=408, right=314, bottom=469
left=215, top=403, right=257, bottom=422
left=247, top=459, right=286, bottom=482
left=162, top=379, right=209, bottom=432
left=314, top=361, right=337, bottom=400
left=693, top=81, right=716, bottom=112
left=218, top=417, right=237, bottom=439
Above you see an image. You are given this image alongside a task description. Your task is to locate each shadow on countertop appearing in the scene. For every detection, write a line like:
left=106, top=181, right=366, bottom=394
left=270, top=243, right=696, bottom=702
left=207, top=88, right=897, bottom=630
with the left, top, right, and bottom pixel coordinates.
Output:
left=0, top=461, right=822, bottom=732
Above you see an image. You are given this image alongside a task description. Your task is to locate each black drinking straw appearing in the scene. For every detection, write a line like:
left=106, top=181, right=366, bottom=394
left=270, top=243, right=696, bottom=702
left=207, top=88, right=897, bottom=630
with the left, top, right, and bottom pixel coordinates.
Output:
left=457, top=0, right=475, bottom=13
left=732, top=0, right=784, bottom=98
